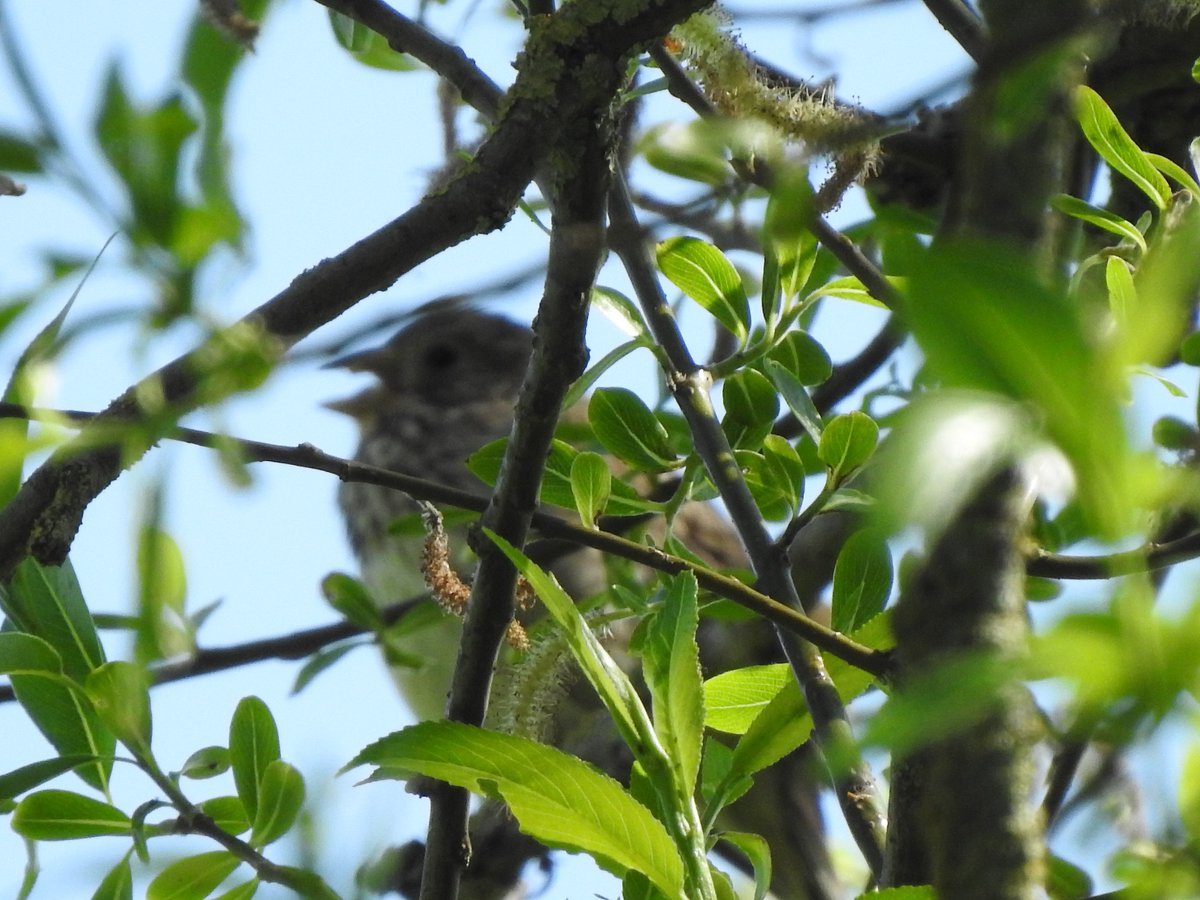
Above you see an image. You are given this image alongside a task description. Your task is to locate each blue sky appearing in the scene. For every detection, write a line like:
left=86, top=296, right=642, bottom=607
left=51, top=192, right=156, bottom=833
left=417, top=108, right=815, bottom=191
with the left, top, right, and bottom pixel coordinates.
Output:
left=4, top=2, right=1160, bottom=898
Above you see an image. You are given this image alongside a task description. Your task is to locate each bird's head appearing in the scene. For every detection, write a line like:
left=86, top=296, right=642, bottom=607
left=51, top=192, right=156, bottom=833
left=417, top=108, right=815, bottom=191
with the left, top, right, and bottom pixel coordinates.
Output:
left=324, top=305, right=533, bottom=422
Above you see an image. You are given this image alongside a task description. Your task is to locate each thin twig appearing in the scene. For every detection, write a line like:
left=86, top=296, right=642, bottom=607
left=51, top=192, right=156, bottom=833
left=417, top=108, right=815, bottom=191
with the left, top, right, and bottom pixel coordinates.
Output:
left=921, top=0, right=987, bottom=63
left=0, top=402, right=888, bottom=676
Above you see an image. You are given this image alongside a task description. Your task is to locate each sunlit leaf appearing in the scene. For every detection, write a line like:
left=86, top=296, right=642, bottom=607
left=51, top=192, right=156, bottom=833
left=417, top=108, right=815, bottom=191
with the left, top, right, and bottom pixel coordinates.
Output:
left=347, top=722, right=685, bottom=896
left=1075, top=85, right=1171, bottom=211
left=656, top=237, right=750, bottom=342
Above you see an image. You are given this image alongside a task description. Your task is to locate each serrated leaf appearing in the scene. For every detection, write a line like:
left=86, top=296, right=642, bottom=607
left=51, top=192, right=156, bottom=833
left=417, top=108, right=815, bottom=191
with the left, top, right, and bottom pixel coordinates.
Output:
left=12, top=789, right=130, bottom=840
left=570, top=451, right=611, bottom=526
left=347, top=722, right=685, bottom=897
left=85, top=662, right=152, bottom=755
left=588, top=388, right=678, bottom=471
left=1075, top=85, right=1171, bottom=211
left=818, top=411, right=878, bottom=480
left=656, top=237, right=750, bottom=342
left=704, top=664, right=791, bottom=734
left=146, top=851, right=240, bottom=900
left=831, top=531, right=893, bottom=633
left=641, top=574, right=704, bottom=796
left=720, top=831, right=772, bottom=900
left=228, top=697, right=280, bottom=822
left=250, top=760, right=304, bottom=848
left=1051, top=194, right=1147, bottom=252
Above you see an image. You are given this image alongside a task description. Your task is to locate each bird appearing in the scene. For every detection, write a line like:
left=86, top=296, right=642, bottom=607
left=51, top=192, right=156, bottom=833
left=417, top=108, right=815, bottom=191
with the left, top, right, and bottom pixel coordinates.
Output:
left=327, top=301, right=842, bottom=899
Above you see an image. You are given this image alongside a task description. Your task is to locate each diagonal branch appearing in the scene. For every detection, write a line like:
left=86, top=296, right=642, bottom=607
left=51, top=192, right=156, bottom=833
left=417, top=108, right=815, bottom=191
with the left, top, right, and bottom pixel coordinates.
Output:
left=607, top=172, right=888, bottom=877
left=0, top=0, right=710, bottom=591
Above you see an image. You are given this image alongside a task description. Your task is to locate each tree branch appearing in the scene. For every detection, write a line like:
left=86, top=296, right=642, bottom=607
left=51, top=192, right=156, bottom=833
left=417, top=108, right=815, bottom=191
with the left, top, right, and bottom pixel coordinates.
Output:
left=608, top=172, right=887, bottom=876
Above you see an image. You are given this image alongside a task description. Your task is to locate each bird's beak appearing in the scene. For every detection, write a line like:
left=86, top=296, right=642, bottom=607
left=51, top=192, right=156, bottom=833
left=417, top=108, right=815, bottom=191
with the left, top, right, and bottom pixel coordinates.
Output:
left=322, top=347, right=391, bottom=373
left=323, top=386, right=383, bottom=420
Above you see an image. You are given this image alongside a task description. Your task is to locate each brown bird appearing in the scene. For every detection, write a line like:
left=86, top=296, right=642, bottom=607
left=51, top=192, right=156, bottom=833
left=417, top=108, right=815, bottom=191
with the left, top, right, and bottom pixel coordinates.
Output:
left=328, top=302, right=841, bottom=899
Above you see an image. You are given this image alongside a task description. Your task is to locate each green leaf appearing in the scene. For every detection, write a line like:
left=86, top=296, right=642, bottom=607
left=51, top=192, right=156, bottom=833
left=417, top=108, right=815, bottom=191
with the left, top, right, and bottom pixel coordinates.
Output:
left=1181, top=742, right=1200, bottom=842
left=320, top=573, right=382, bottom=630
left=197, top=796, right=250, bottom=836
left=831, top=531, right=893, bottom=634
left=212, top=881, right=259, bottom=900
left=328, top=11, right=419, bottom=71
left=1050, top=194, right=1147, bottom=252
left=639, top=121, right=731, bottom=186
left=0, top=755, right=109, bottom=802
left=291, top=641, right=365, bottom=694
left=570, top=452, right=611, bottom=526
left=562, top=337, right=646, bottom=412
left=228, top=696, right=280, bottom=822
left=704, top=664, right=791, bottom=734
left=11, top=789, right=130, bottom=840
left=1105, top=255, right=1137, bottom=330
left=146, top=851, right=240, bottom=900
left=469, top=437, right=652, bottom=515
left=762, top=435, right=804, bottom=506
left=1075, top=85, right=1172, bottom=211
left=641, top=574, right=704, bottom=796
left=1046, top=854, right=1093, bottom=900
left=765, top=359, right=823, bottom=442
left=85, top=662, right=153, bottom=755
left=0, top=623, right=114, bottom=793
left=736, top=450, right=794, bottom=522
left=250, top=760, right=305, bottom=848
left=719, top=832, right=772, bottom=900
left=591, top=286, right=651, bottom=339
left=92, top=857, right=133, bottom=900
left=656, top=237, right=750, bottom=342
left=1147, top=152, right=1200, bottom=198
left=136, top=526, right=189, bottom=664
left=806, top=275, right=893, bottom=309
left=0, top=131, right=42, bottom=172
left=767, top=331, right=832, bottom=386
left=721, top=368, right=779, bottom=450
left=817, top=411, right=878, bottom=480
left=1, top=558, right=105, bottom=681
left=588, top=388, right=678, bottom=472
left=906, top=240, right=1133, bottom=538
left=347, top=722, right=685, bottom=897
left=179, top=745, right=231, bottom=780
left=1126, top=192, right=1200, bottom=369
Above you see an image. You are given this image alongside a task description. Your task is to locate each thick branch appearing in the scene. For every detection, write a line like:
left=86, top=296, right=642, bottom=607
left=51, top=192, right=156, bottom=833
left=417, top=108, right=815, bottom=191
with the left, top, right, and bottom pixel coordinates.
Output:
left=0, top=0, right=710, bottom=589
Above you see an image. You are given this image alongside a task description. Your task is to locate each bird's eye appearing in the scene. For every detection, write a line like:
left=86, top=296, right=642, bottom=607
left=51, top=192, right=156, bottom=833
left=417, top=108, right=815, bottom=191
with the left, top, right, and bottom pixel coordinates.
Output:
left=423, top=344, right=458, bottom=370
